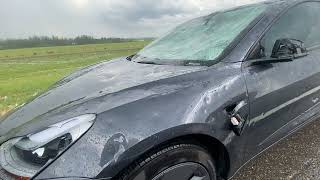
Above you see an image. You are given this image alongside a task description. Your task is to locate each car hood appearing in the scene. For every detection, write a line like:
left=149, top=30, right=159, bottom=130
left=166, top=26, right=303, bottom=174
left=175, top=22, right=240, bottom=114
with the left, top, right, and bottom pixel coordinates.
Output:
left=0, top=57, right=206, bottom=143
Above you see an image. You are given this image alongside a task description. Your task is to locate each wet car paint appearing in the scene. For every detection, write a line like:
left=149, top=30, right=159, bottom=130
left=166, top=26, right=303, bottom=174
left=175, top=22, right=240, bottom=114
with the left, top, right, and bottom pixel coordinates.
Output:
left=1, top=0, right=320, bottom=179
left=0, top=59, right=206, bottom=142
left=33, top=60, right=248, bottom=179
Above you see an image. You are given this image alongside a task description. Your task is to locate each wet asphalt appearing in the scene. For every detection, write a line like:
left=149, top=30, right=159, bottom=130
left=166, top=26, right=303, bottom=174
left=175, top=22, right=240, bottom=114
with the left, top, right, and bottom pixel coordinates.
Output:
left=232, top=119, right=320, bottom=180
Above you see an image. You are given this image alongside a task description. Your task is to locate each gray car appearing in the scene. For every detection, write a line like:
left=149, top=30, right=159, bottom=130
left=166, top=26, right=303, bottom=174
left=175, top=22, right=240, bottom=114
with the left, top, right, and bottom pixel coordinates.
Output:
left=1, top=0, right=320, bottom=179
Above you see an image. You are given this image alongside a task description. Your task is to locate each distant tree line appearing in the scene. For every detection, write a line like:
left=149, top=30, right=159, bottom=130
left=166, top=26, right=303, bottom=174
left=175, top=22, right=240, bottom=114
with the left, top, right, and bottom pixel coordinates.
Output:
left=0, top=35, right=154, bottom=50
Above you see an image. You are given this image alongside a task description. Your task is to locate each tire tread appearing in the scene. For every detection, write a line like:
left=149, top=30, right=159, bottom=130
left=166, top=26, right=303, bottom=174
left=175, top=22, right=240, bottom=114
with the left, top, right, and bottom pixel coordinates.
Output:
left=118, top=143, right=211, bottom=180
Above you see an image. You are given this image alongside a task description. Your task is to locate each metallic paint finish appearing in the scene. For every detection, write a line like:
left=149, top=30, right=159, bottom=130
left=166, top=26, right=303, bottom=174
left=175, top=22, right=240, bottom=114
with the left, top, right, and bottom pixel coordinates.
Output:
left=0, top=58, right=206, bottom=143
left=34, top=61, right=248, bottom=179
left=1, top=0, right=320, bottom=180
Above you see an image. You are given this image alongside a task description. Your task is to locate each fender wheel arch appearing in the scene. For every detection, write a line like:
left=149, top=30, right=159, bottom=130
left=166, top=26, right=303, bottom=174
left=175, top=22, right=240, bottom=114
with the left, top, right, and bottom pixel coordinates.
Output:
left=114, top=134, right=230, bottom=180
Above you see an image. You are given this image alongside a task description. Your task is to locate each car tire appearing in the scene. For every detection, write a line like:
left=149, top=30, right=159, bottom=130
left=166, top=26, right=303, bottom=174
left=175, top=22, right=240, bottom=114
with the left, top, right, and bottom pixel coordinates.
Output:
left=120, top=143, right=217, bottom=180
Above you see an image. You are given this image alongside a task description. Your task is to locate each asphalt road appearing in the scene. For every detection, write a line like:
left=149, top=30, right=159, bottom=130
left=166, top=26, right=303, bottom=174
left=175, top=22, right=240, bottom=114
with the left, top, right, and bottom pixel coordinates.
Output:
left=232, top=119, right=320, bottom=180
left=0, top=168, right=13, bottom=180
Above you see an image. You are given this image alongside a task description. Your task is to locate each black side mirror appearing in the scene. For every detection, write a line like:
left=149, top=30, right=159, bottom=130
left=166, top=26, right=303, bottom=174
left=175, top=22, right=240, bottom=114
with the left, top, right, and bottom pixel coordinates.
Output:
left=271, top=38, right=308, bottom=59
left=249, top=38, right=308, bottom=66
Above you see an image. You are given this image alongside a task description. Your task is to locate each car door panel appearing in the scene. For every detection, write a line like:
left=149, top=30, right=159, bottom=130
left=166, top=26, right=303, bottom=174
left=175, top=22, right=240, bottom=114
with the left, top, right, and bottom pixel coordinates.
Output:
left=244, top=55, right=320, bottom=149
left=241, top=2, right=320, bottom=158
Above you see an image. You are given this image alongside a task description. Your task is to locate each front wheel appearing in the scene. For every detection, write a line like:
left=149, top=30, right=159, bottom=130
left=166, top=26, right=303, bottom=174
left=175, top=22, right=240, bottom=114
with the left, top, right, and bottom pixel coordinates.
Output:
left=121, top=143, right=217, bottom=180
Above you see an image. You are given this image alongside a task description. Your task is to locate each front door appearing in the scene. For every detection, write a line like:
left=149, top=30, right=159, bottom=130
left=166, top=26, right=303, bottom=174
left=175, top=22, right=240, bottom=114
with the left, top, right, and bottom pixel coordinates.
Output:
left=243, top=2, right=320, bottom=155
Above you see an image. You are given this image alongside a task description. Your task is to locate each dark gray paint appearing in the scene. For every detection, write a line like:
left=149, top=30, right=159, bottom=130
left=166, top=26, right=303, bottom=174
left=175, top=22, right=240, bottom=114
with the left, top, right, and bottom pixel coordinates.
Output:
left=1, top=0, right=320, bottom=179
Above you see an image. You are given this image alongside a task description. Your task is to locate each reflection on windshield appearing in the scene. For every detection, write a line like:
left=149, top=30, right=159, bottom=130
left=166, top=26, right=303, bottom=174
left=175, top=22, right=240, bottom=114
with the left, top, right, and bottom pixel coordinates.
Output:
left=136, top=4, right=267, bottom=62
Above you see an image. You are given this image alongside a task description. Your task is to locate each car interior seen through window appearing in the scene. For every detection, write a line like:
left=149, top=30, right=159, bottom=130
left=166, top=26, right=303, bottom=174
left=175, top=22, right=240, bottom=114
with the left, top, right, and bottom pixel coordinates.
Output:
left=261, top=2, right=320, bottom=58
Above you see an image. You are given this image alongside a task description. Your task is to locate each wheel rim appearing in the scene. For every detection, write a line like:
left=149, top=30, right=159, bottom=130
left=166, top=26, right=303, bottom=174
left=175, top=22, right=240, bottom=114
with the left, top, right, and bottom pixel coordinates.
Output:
left=150, top=162, right=210, bottom=180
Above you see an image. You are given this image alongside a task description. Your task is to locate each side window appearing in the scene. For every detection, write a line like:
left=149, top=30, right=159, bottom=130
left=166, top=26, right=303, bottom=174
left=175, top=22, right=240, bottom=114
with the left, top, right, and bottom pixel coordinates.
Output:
left=260, top=2, right=320, bottom=58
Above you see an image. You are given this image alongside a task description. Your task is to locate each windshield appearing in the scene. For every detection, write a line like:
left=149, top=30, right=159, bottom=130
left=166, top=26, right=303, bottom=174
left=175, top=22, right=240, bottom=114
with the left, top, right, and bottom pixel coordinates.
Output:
left=135, top=4, right=267, bottom=63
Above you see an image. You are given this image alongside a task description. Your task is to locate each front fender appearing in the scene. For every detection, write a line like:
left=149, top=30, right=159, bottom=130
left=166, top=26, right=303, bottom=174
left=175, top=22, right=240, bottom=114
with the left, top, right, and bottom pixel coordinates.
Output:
left=34, top=94, right=236, bottom=179
left=96, top=123, right=232, bottom=178
left=35, top=121, right=231, bottom=180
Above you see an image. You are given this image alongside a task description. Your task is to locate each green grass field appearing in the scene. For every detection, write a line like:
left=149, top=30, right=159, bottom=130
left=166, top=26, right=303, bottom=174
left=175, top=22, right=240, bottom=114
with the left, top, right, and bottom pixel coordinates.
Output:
left=0, top=41, right=150, bottom=117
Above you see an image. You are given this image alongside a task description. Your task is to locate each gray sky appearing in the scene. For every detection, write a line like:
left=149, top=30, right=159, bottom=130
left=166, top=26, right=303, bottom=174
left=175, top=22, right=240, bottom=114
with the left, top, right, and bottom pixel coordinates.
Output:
left=0, top=0, right=262, bottom=39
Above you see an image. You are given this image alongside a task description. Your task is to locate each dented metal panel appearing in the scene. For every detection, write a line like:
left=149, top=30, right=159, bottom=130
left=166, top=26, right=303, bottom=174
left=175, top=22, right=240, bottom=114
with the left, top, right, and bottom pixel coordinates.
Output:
left=1, top=0, right=320, bottom=180
left=34, top=61, right=249, bottom=179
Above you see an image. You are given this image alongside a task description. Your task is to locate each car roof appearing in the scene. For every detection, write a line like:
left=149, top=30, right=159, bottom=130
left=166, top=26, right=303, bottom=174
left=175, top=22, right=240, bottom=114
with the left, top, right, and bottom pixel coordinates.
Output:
left=214, top=0, right=294, bottom=18
left=262, top=0, right=320, bottom=11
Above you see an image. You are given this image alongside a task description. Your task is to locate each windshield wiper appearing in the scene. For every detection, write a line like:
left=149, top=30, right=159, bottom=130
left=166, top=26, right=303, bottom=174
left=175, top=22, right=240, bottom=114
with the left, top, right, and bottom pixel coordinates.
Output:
left=133, top=56, right=163, bottom=65
left=136, top=59, right=214, bottom=66
left=180, top=60, right=216, bottom=67
left=136, top=61, right=161, bottom=65
left=131, top=55, right=214, bottom=66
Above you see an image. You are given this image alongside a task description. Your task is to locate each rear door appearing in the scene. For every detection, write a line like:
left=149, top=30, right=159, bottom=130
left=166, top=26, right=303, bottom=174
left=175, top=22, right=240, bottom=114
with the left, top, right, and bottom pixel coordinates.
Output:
left=242, top=2, right=320, bottom=152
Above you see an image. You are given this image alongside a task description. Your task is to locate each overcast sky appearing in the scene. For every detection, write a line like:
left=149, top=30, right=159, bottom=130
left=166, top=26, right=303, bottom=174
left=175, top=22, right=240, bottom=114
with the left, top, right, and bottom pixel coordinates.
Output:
left=0, top=0, right=263, bottom=39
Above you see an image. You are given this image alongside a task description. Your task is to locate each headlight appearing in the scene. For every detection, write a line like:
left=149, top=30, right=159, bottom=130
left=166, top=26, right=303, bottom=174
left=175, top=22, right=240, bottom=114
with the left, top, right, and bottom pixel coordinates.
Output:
left=0, top=114, right=96, bottom=179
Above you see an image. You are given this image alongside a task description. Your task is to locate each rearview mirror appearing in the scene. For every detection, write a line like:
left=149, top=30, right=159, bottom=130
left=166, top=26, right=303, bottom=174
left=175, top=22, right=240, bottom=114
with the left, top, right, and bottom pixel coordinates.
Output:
left=271, top=38, right=308, bottom=59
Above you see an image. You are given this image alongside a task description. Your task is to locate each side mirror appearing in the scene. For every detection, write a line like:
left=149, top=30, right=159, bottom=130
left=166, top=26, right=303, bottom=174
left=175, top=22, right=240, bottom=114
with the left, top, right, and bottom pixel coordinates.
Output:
left=249, top=38, right=308, bottom=66
left=271, top=38, right=308, bottom=59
